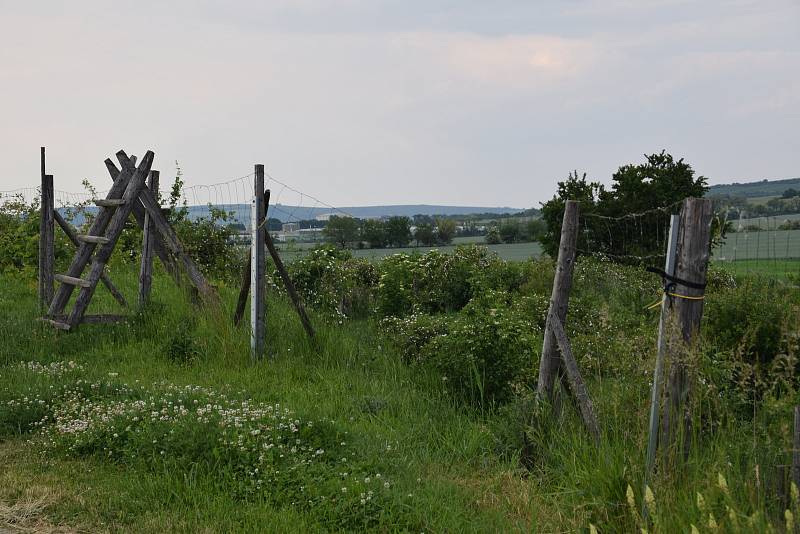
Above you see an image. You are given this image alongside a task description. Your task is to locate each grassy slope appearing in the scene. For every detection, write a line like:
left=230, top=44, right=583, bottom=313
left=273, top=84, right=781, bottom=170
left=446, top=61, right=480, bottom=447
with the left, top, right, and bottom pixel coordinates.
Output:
left=708, top=177, right=800, bottom=198
left=0, top=271, right=539, bottom=532
left=0, top=263, right=797, bottom=532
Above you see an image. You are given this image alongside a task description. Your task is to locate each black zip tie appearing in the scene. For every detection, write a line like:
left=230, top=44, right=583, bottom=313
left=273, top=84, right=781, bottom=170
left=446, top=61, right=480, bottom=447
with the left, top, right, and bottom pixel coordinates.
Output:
left=645, top=266, right=707, bottom=290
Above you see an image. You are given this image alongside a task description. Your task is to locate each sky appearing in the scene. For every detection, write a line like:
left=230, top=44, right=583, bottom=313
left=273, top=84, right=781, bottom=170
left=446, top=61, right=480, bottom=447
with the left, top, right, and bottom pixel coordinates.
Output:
left=1, top=0, right=798, bottom=209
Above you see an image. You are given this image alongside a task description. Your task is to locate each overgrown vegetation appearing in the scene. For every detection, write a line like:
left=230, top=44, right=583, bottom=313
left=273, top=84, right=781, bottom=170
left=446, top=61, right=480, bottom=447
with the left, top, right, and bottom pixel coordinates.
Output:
left=2, top=157, right=800, bottom=530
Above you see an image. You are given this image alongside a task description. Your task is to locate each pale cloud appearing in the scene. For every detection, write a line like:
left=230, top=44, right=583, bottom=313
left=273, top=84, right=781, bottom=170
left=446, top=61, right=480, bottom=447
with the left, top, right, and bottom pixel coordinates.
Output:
left=0, top=1, right=797, bottom=207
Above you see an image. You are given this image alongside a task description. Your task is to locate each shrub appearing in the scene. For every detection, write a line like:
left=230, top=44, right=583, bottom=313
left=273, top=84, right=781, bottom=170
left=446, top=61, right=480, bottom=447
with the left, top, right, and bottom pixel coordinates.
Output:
left=417, top=291, right=541, bottom=405
left=376, top=245, right=506, bottom=318
left=287, top=246, right=378, bottom=319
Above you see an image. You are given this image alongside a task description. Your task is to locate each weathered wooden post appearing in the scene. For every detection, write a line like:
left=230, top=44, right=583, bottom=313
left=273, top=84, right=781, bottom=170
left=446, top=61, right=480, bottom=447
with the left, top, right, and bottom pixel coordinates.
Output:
left=792, top=406, right=800, bottom=492
left=138, top=170, right=159, bottom=307
left=251, top=164, right=266, bottom=361
left=38, top=147, right=54, bottom=312
left=537, top=200, right=579, bottom=403
left=659, top=197, right=713, bottom=461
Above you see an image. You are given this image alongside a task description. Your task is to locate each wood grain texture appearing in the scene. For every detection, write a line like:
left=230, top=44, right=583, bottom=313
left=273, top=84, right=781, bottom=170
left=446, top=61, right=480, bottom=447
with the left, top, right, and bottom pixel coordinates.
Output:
left=105, top=159, right=180, bottom=283
left=38, top=169, right=54, bottom=311
left=67, top=151, right=155, bottom=327
left=138, top=170, right=159, bottom=307
left=48, top=158, right=133, bottom=317
left=53, top=210, right=128, bottom=307
left=251, top=166, right=266, bottom=361
left=659, top=197, right=713, bottom=461
left=537, top=200, right=579, bottom=404
left=549, top=315, right=600, bottom=444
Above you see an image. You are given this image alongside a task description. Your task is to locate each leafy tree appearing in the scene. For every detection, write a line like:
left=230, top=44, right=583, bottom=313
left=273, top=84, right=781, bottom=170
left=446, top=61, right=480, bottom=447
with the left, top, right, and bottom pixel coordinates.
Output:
left=266, top=217, right=283, bottom=231
left=414, top=223, right=436, bottom=246
left=323, top=215, right=360, bottom=248
left=436, top=218, right=456, bottom=244
left=540, top=152, right=708, bottom=260
left=485, top=227, right=501, bottom=245
left=385, top=216, right=411, bottom=248
left=782, top=188, right=799, bottom=199
left=526, top=219, right=546, bottom=242
left=499, top=220, right=521, bottom=244
left=361, top=219, right=387, bottom=249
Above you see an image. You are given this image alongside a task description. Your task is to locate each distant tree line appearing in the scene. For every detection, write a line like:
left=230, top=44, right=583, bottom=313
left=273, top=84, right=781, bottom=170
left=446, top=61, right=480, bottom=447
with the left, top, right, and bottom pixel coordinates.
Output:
left=322, top=215, right=460, bottom=249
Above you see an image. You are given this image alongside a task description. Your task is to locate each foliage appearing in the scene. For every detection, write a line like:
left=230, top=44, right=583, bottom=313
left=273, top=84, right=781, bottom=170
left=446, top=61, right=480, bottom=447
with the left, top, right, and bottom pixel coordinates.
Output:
left=436, top=218, right=456, bottom=244
left=361, top=219, right=387, bottom=249
left=286, top=245, right=378, bottom=318
left=0, top=194, right=70, bottom=274
left=540, top=152, right=708, bottom=259
left=384, top=216, right=412, bottom=247
left=375, top=245, right=508, bottom=318
left=1, top=363, right=411, bottom=531
left=485, top=226, right=501, bottom=244
left=499, top=220, right=522, bottom=244
left=383, top=291, right=540, bottom=405
left=323, top=215, right=360, bottom=248
left=413, top=223, right=436, bottom=246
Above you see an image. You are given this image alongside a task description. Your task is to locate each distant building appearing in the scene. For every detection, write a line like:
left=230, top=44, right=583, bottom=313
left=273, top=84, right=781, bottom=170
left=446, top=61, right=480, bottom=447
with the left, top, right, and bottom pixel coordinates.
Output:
left=282, top=222, right=299, bottom=233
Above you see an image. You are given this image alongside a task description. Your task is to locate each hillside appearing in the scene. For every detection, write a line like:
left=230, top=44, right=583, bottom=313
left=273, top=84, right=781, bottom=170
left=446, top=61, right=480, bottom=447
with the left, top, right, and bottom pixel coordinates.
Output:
left=707, top=177, right=800, bottom=198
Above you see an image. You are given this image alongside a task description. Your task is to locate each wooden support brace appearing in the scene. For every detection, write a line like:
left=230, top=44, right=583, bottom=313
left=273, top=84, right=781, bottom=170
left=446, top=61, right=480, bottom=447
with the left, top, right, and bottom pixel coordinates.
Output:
left=115, top=154, right=217, bottom=304
left=53, top=210, right=128, bottom=308
left=549, top=315, right=601, bottom=444
left=233, top=189, right=315, bottom=343
left=104, top=159, right=180, bottom=284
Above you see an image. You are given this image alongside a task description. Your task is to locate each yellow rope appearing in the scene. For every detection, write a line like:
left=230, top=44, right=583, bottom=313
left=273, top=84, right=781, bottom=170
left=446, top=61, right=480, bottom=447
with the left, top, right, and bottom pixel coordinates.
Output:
left=644, top=292, right=705, bottom=311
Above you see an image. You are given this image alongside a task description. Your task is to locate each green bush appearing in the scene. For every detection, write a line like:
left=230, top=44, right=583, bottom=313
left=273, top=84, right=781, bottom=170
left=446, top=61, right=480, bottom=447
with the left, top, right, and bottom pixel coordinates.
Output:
left=376, top=245, right=508, bottom=318
left=287, top=245, right=378, bottom=319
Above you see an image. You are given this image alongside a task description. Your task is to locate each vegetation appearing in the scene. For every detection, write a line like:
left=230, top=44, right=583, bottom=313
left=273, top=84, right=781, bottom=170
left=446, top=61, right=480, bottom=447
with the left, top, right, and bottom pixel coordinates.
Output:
left=540, top=152, right=708, bottom=258
left=2, top=155, right=800, bottom=531
left=1, top=241, right=799, bottom=531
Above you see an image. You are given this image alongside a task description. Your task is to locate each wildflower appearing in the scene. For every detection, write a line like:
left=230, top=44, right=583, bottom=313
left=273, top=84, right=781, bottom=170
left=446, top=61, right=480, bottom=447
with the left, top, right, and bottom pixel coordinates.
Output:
left=644, top=485, right=655, bottom=512
left=717, top=473, right=728, bottom=494
left=626, top=484, right=636, bottom=515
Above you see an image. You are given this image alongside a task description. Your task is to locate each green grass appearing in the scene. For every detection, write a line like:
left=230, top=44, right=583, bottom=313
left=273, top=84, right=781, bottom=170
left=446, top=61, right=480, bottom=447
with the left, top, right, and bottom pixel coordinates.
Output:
left=1, top=260, right=798, bottom=532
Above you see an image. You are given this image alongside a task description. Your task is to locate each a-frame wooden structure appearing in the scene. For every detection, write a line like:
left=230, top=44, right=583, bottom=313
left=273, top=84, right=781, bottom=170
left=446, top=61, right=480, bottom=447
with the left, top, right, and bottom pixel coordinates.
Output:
left=43, top=149, right=217, bottom=330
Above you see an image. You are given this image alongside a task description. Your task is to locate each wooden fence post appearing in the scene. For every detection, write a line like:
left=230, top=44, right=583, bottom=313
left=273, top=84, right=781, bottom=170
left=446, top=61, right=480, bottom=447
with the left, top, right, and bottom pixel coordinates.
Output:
left=138, top=170, right=159, bottom=307
left=537, top=200, right=579, bottom=404
left=792, top=406, right=800, bottom=493
left=38, top=147, right=54, bottom=311
left=659, top=197, right=713, bottom=461
left=251, top=165, right=266, bottom=361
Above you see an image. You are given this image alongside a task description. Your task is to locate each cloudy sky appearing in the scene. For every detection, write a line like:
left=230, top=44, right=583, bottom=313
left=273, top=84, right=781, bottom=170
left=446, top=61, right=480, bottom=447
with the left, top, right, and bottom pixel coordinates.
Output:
left=1, top=0, right=798, bottom=208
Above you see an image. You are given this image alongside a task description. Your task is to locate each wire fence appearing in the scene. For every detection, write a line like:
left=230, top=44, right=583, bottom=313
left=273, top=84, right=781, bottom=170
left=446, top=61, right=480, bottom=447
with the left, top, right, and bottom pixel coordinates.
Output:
left=3, top=175, right=800, bottom=281
left=0, top=166, right=353, bottom=236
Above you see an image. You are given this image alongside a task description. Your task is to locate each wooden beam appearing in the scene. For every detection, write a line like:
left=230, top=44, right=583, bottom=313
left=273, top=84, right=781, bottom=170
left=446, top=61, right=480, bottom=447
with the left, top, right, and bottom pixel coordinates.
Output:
left=233, top=189, right=270, bottom=326
left=53, top=210, right=128, bottom=308
left=251, top=165, right=266, bottom=361
left=48, top=156, right=133, bottom=317
left=67, top=152, right=155, bottom=327
left=138, top=170, right=159, bottom=307
left=537, top=200, right=580, bottom=404
left=114, top=156, right=217, bottom=304
left=265, top=231, right=315, bottom=341
left=38, top=153, right=54, bottom=310
left=549, top=315, right=600, bottom=444
left=659, top=197, right=713, bottom=461
left=104, top=159, right=179, bottom=283
left=54, top=274, right=91, bottom=287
